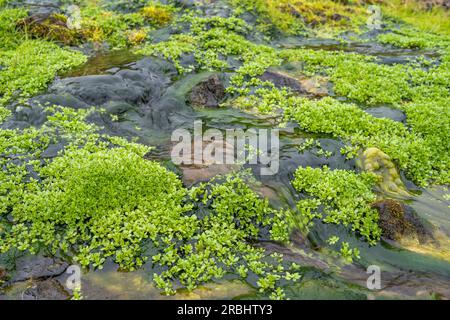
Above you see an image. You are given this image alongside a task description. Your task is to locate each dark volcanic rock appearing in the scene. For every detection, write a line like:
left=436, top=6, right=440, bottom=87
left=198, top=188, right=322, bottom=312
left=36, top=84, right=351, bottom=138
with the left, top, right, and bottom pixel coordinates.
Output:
left=50, top=58, right=173, bottom=107
left=22, top=279, right=69, bottom=300
left=188, top=75, right=226, bottom=108
left=13, top=256, right=68, bottom=282
left=365, top=106, right=406, bottom=123
left=372, top=199, right=433, bottom=242
left=51, top=75, right=148, bottom=106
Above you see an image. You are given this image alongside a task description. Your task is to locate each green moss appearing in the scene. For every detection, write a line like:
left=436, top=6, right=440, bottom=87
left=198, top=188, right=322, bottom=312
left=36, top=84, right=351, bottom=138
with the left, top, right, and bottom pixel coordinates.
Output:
left=292, top=166, right=381, bottom=245
left=141, top=3, right=173, bottom=26
left=332, top=60, right=410, bottom=105
left=80, top=5, right=144, bottom=47
left=136, top=34, right=197, bottom=73
left=399, top=99, right=449, bottom=185
left=135, top=15, right=277, bottom=75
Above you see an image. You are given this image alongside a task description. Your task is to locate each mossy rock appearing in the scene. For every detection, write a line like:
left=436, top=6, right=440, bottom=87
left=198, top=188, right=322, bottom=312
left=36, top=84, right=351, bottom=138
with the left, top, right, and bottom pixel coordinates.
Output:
left=372, top=199, right=433, bottom=243
left=17, top=13, right=81, bottom=45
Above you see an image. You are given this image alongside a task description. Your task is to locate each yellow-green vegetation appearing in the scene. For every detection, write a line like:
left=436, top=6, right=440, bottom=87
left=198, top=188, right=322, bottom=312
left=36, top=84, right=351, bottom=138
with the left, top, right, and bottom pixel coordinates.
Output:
left=229, top=0, right=370, bottom=36
left=127, top=28, right=148, bottom=45
left=286, top=96, right=448, bottom=186
left=141, top=4, right=173, bottom=26
left=280, top=49, right=411, bottom=105
left=1, top=1, right=174, bottom=49
left=0, top=8, right=27, bottom=49
left=76, top=1, right=173, bottom=47
left=0, top=7, right=87, bottom=119
left=16, top=13, right=81, bottom=45
left=79, top=5, right=146, bottom=47
left=377, top=27, right=449, bottom=49
left=381, top=0, right=450, bottom=35
left=1, top=0, right=449, bottom=300
left=0, top=40, right=87, bottom=106
left=136, top=15, right=261, bottom=73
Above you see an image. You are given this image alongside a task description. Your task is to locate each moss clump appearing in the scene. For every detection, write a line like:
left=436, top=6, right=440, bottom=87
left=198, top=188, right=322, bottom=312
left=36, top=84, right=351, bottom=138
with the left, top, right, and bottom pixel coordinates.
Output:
left=17, top=13, right=81, bottom=45
left=292, top=166, right=381, bottom=245
left=127, top=28, right=148, bottom=45
left=141, top=4, right=173, bottom=26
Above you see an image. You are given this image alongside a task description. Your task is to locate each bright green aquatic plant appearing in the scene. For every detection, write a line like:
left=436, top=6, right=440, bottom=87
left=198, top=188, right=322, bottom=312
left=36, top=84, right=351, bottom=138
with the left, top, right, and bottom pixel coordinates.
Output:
left=284, top=97, right=442, bottom=186
left=280, top=48, right=411, bottom=105
left=0, top=105, right=295, bottom=298
left=135, top=15, right=280, bottom=76
left=0, top=40, right=87, bottom=108
left=292, top=166, right=381, bottom=245
left=377, top=27, right=450, bottom=49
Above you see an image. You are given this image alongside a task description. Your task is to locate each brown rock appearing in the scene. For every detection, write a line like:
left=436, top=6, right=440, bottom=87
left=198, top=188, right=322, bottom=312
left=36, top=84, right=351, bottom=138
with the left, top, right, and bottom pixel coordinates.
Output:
left=13, top=255, right=69, bottom=282
left=0, top=267, right=7, bottom=282
left=188, top=75, right=225, bottom=108
left=299, top=76, right=330, bottom=97
left=372, top=199, right=432, bottom=242
left=22, top=279, right=70, bottom=300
